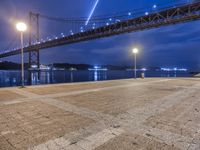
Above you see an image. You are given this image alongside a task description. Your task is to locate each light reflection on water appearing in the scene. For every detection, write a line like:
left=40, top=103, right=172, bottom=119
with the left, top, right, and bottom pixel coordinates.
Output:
left=0, top=70, right=191, bottom=88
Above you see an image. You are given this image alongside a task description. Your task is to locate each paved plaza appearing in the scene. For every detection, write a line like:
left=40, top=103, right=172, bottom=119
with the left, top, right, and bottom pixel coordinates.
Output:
left=0, top=78, right=200, bottom=150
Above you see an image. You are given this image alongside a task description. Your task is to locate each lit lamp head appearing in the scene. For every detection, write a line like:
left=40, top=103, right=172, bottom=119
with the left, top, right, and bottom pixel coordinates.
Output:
left=16, top=22, right=27, bottom=32
left=132, top=48, right=138, bottom=54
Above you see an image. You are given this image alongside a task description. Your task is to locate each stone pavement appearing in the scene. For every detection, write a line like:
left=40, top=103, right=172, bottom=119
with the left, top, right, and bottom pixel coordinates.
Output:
left=0, top=78, right=200, bottom=150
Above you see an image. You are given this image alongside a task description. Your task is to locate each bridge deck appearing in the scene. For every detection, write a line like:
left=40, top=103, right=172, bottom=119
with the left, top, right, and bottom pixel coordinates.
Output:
left=0, top=78, right=200, bottom=150
left=1, top=1, right=200, bottom=59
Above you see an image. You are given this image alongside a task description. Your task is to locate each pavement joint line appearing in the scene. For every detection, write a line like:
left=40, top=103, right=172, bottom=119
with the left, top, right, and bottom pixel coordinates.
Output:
left=117, top=82, right=200, bottom=127
left=0, top=78, right=172, bottom=106
left=39, top=97, right=116, bottom=122
left=30, top=127, right=124, bottom=150
left=6, top=78, right=172, bottom=100
left=36, top=79, right=196, bottom=126
left=11, top=88, right=39, bottom=98
left=173, top=96, right=200, bottom=121
left=23, top=78, right=157, bottom=89
left=1, top=78, right=200, bottom=150
left=44, top=78, right=172, bottom=98
left=30, top=81, right=200, bottom=149
left=136, top=125, right=194, bottom=150
left=113, top=82, right=200, bottom=150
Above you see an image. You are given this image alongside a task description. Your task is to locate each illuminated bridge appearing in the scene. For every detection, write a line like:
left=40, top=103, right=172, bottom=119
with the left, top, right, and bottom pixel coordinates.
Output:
left=1, top=1, right=200, bottom=69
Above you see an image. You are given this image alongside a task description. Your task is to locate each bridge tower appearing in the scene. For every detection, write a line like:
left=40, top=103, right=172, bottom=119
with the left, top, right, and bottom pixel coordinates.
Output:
left=29, top=12, right=40, bottom=69
left=28, top=12, right=40, bottom=83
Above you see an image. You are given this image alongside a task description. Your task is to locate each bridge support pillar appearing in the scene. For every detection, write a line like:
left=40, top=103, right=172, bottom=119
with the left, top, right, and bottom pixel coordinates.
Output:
left=28, top=12, right=40, bottom=84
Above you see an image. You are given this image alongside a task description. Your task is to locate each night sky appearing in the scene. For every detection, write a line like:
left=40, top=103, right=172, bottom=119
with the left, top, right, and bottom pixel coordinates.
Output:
left=0, top=0, right=200, bottom=69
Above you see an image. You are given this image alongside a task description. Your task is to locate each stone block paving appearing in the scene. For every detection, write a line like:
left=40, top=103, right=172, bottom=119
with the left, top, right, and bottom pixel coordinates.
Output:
left=56, top=83, right=180, bottom=116
left=0, top=90, right=25, bottom=102
left=0, top=78, right=200, bottom=150
left=94, top=133, right=179, bottom=150
left=0, top=101, right=94, bottom=150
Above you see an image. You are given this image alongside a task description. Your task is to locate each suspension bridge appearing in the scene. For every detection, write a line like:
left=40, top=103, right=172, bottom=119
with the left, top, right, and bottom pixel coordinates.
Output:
left=0, top=1, right=200, bottom=70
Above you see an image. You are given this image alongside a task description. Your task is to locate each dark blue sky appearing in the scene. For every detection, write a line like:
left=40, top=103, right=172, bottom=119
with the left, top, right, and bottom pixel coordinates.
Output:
left=0, top=0, right=200, bottom=69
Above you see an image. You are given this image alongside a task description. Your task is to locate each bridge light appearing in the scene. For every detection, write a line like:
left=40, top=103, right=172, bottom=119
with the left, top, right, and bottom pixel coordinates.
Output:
left=61, top=33, right=65, bottom=37
left=70, top=30, right=74, bottom=35
left=16, top=22, right=27, bottom=32
left=80, top=27, right=84, bottom=32
left=153, top=4, right=157, bottom=9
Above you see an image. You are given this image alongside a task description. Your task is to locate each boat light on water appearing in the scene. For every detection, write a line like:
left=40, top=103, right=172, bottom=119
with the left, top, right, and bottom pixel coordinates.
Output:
left=88, top=66, right=108, bottom=71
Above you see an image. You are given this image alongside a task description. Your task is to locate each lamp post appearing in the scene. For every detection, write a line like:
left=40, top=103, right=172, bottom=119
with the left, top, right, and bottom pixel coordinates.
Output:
left=132, top=48, right=138, bottom=79
left=16, top=22, right=27, bottom=87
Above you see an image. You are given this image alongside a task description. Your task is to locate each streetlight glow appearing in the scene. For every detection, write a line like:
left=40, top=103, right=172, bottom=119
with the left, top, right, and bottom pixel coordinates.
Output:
left=16, top=22, right=27, bottom=87
left=16, top=22, right=27, bottom=32
left=132, top=48, right=138, bottom=54
left=132, top=48, right=139, bottom=79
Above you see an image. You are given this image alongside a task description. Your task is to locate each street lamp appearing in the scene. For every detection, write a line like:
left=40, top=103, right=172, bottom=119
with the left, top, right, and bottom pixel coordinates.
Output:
left=16, top=22, right=27, bottom=87
left=132, top=48, right=138, bottom=79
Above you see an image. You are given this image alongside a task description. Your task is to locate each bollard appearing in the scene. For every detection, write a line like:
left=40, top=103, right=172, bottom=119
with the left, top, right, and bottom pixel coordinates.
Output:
left=141, top=73, right=145, bottom=79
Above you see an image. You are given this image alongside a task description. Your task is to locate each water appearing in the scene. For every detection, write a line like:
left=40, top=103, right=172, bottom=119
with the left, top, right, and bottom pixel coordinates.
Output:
left=0, top=70, right=191, bottom=88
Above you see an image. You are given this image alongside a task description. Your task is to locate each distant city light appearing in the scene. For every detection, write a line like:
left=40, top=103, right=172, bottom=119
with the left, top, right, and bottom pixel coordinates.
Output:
left=145, top=12, right=149, bottom=15
left=141, top=68, right=147, bottom=71
left=106, top=22, right=109, bottom=26
left=116, top=19, right=121, bottom=22
left=161, top=67, right=187, bottom=71
left=128, top=12, right=132, bottom=16
left=88, top=66, right=108, bottom=71
left=94, top=66, right=99, bottom=69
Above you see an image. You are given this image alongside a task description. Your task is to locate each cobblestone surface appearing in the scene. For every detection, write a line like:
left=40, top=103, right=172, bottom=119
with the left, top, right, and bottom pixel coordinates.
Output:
left=0, top=78, right=200, bottom=150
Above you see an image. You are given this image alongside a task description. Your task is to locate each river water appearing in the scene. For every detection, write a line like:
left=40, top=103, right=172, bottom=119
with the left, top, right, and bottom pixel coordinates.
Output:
left=0, top=70, right=191, bottom=88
